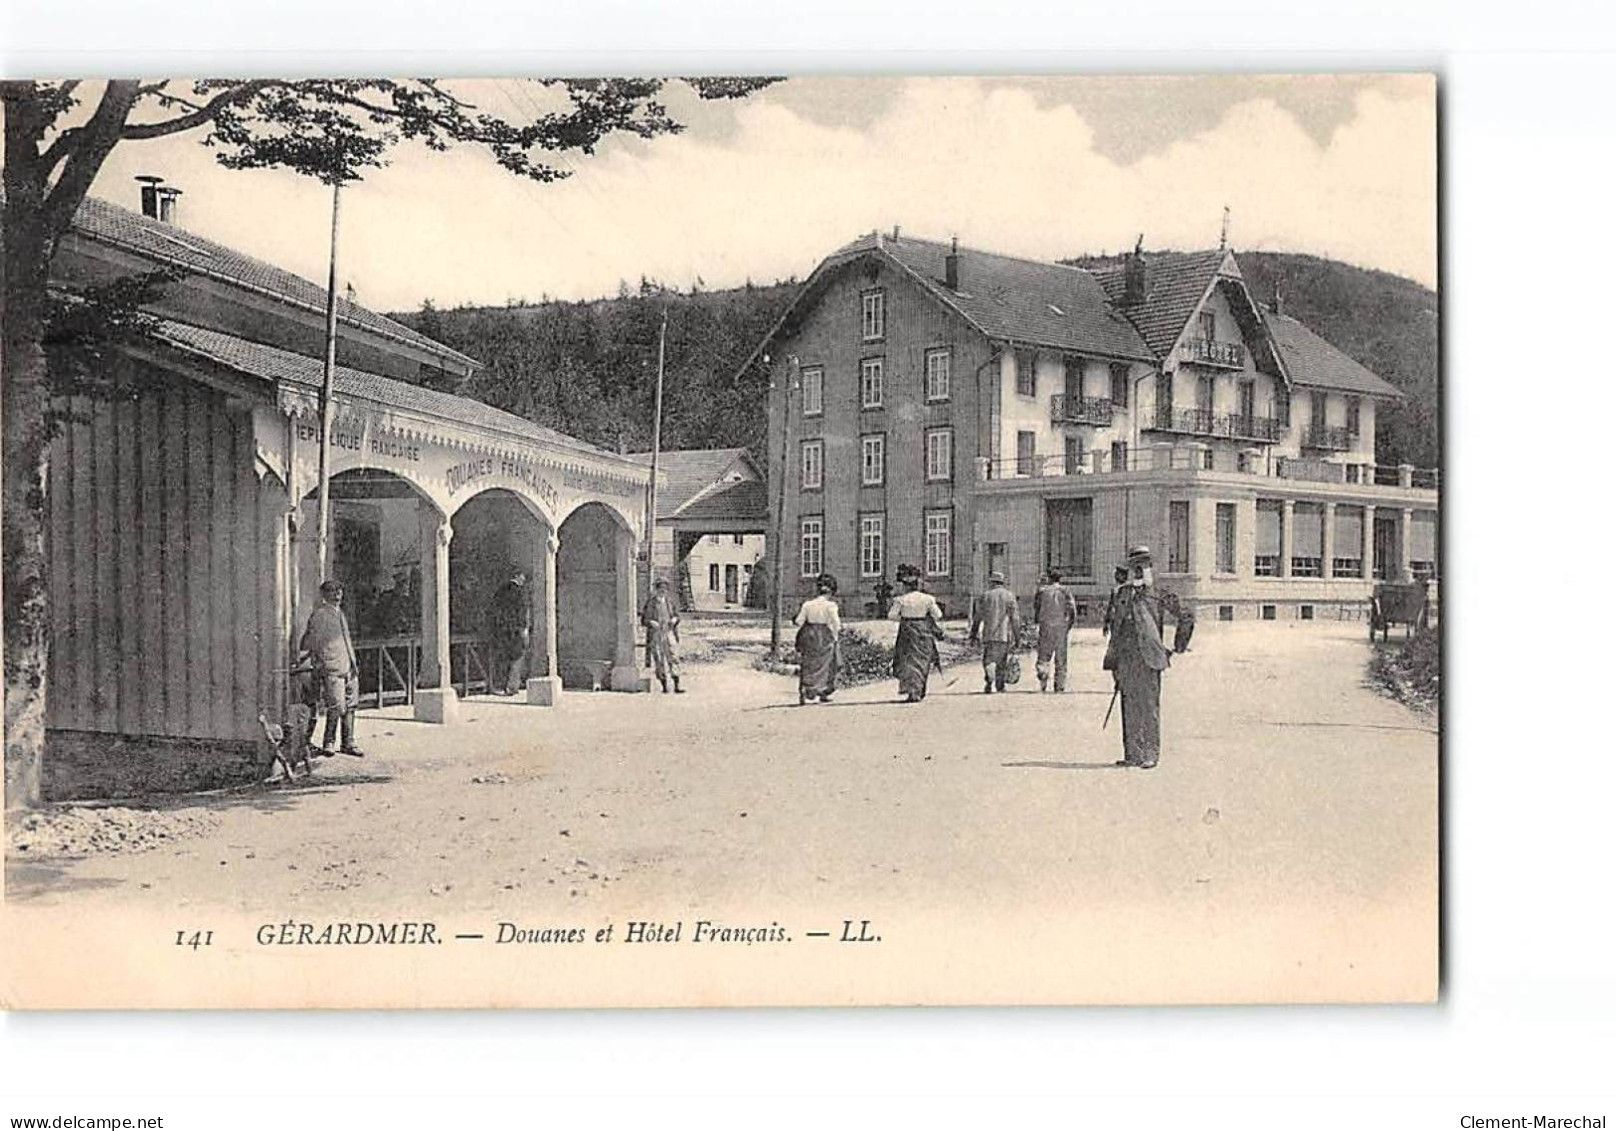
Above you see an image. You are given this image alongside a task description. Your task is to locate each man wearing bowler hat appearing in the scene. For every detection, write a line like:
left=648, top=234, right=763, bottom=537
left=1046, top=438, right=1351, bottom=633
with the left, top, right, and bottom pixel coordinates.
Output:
left=1102, top=545, right=1194, bottom=769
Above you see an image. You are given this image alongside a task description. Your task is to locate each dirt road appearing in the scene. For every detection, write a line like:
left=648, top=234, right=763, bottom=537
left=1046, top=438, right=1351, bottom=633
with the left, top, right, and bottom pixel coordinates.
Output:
left=4, top=619, right=1437, bottom=1004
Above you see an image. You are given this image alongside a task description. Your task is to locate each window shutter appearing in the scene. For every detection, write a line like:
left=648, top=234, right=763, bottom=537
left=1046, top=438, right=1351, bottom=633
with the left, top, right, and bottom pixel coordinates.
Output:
left=1411, top=512, right=1437, bottom=560
left=1334, top=506, right=1364, bottom=552
left=1293, top=503, right=1324, bottom=555
left=1256, top=502, right=1282, bottom=556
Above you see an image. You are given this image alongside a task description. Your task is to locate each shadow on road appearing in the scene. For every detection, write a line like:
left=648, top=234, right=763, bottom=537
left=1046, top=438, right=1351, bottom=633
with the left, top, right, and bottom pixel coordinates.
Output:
left=4, top=859, right=129, bottom=901
left=58, top=770, right=397, bottom=816
left=1002, top=759, right=1128, bottom=771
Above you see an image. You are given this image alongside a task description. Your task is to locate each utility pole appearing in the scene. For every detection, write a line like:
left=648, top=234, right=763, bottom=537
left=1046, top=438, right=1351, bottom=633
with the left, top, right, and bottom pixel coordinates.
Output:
left=768, top=355, right=799, bottom=659
left=314, top=180, right=343, bottom=581
left=643, top=307, right=668, bottom=584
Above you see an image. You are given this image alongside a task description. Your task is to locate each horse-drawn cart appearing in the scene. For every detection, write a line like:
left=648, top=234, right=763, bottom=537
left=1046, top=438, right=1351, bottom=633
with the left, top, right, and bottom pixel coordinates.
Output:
left=1369, top=581, right=1431, bottom=642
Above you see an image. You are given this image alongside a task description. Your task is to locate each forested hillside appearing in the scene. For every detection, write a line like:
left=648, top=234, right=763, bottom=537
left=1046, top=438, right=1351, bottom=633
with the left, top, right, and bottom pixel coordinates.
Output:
left=397, top=251, right=1438, bottom=469
left=395, top=280, right=798, bottom=463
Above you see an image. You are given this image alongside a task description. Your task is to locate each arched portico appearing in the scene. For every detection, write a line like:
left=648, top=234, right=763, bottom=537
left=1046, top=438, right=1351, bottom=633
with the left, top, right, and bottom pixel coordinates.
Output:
left=556, top=501, right=642, bottom=692
left=292, top=467, right=467, bottom=723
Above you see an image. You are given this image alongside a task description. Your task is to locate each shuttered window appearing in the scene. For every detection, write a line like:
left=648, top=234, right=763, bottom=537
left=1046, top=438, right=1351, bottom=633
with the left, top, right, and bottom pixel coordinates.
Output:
left=1255, top=500, right=1283, bottom=576
left=1063, top=435, right=1085, bottom=476
left=1110, top=362, right=1130, bottom=407
left=1016, top=349, right=1037, bottom=396
left=1216, top=503, right=1236, bottom=574
left=1168, top=501, right=1191, bottom=573
left=1333, top=505, right=1365, bottom=578
left=1292, top=502, right=1324, bottom=577
left=1411, top=511, right=1438, bottom=580
left=1046, top=498, right=1094, bottom=579
left=1016, top=431, right=1037, bottom=476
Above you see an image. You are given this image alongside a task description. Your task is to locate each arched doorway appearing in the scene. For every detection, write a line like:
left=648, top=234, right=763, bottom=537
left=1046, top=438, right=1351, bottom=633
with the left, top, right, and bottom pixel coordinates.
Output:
left=450, top=488, right=552, bottom=697
left=556, top=502, right=639, bottom=690
left=294, top=468, right=441, bottom=711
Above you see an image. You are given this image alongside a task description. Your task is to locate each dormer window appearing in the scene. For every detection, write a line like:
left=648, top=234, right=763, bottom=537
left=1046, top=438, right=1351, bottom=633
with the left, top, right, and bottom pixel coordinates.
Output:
left=861, top=290, right=885, bottom=341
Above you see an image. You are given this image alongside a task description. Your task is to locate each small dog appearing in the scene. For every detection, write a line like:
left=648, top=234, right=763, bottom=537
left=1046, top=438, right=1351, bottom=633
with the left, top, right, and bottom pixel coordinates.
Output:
left=260, top=663, right=320, bottom=781
left=259, top=704, right=315, bottom=781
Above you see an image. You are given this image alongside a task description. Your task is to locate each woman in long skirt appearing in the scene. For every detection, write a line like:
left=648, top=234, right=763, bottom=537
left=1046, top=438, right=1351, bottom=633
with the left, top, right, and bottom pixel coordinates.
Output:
left=793, top=572, right=843, bottom=705
left=887, top=564, right=944, bottom=703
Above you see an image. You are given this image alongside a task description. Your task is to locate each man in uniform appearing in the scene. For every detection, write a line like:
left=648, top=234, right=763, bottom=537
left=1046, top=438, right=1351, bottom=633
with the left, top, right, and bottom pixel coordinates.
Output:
left=1033, top=569, right=1078, bottom=692
left=969, top=570, right=1022, bottom=694
left=487, top=568, right=532, bottom=696
left=299, top=578, right=364, bottom=757
left=1102, top=546, right=1194, bottom=769
left=640, top=576, right=684, bottom=694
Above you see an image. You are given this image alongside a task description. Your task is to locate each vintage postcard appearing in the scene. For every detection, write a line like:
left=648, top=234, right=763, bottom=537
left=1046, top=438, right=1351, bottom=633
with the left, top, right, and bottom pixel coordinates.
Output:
left=1, top=74, right=1439, bottom=1008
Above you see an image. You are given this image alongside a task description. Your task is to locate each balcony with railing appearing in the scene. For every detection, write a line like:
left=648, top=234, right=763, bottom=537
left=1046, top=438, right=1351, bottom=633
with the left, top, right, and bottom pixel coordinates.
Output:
left=974, top=446, right=1439, bottom=493
left=1178, top=337, right=1246, bottom=369
left=1050, top=393, right=1114, bottom=427
left=1303, top=425, right=1357, bottom=451
left=1146, top=407, right=1282, bottom=443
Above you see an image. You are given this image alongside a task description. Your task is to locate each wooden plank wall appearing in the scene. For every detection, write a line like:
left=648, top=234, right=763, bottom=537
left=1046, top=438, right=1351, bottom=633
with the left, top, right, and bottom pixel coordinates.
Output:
left=46, top=376, right=286, bottom=743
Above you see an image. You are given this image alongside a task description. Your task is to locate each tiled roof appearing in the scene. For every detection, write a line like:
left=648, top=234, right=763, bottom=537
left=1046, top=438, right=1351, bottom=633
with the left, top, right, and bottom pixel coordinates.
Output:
left=1259, top=308, right=1405, bottom=398
left=627, top=447, right=755, bottom=515
left=1089, top=249, right=1230, bottom=359
left=156, top=320, right=629, bottom=460
left=71, top=195, right=478, bottom=371
left=830, top=234, right=1155, bottom=362
left=670, top=478, right=769, bottom=525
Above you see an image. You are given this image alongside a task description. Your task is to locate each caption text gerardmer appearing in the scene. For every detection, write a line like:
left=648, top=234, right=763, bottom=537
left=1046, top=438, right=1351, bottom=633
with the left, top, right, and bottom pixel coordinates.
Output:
left=252, top=919, right=884, bottom=946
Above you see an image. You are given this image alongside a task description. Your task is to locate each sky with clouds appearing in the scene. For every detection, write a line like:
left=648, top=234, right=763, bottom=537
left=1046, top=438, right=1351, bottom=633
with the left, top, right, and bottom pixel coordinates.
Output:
left=83, top=74, right=1436, bottom=313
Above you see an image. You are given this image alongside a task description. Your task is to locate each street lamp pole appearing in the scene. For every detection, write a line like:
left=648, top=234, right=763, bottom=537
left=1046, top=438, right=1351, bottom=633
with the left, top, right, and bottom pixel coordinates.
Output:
left=314, top=179, right=343, bottom=582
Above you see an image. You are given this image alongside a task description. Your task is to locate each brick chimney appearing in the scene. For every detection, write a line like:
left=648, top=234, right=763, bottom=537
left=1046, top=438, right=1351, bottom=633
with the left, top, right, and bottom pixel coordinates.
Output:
left=156, top=186, right=182, bottom=224
left=1122, top=234, right=1148, bottom=307
left=135, top=175, right=164, bottom=219
left=945, top=236, right=960, bottom=290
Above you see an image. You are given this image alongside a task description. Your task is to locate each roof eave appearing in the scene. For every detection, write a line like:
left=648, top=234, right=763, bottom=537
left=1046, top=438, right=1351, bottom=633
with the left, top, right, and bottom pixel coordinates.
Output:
left=67, top=223, right=482, bottom=374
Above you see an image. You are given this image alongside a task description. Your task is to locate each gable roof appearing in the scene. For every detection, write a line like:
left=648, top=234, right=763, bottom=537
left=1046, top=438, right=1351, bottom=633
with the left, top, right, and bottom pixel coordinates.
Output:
left=1259, top=308, right=1405, bottom=398
left=670, top=478, right=769, bottom=525
left=861, top=235, right=1156, bottom=362
left=739, top=233, right=1156, bottom=376
left=1089, top=249, right=1232, bottom=359
left=626, top=447, right=758, bottom=516
left=155, top=320, right=630, bottom=461
left=69, top=195, right=478, bottom=372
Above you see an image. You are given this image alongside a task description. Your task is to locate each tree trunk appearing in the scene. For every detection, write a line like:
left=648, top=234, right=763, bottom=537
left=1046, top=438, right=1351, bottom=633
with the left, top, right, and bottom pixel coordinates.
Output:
left=4, top=91, right=55, bottom=809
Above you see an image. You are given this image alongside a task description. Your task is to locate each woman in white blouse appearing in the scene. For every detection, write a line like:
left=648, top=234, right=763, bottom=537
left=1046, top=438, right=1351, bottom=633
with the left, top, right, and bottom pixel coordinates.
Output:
left=793, top=572, right=843, bottom=705
left=887, top=564, right=944, bottom=702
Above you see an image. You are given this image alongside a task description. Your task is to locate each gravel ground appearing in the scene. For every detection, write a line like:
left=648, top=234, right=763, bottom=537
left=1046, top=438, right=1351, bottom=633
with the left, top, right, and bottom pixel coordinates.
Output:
left=7, top=805, right=221, bottom=858
left=3, top=619, right=1437, bottom=1005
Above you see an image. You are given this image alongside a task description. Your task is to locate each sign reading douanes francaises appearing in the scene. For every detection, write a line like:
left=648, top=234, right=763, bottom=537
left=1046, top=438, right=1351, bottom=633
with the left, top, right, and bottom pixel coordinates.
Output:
left=293, top=414, right=641, bottom=512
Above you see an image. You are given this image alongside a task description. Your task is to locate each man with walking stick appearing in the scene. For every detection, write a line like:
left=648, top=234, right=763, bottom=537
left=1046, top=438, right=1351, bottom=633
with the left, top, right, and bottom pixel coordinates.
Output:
left=1102, top=546, right=1194, bottom=769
